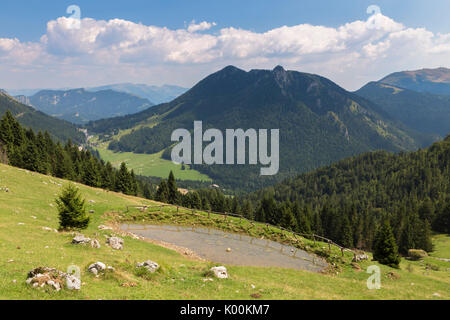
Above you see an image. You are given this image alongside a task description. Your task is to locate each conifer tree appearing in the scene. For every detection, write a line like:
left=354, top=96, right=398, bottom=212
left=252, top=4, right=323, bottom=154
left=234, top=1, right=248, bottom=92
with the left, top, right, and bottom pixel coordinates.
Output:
left=373, top=221, right=401, bottom=268
left=55, top=184, right=90, bottom=230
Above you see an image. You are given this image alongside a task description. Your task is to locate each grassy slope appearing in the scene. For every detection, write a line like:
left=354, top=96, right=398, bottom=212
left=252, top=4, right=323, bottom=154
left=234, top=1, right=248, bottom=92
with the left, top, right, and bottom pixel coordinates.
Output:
left=0, top=163, right=449, bottom=300
left=92, top=137, right=211, bottom=182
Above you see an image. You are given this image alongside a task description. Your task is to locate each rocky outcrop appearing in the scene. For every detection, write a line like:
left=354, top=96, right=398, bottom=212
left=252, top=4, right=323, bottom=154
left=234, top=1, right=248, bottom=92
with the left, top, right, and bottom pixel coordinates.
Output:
left=26, top=267, right=81, bottom=291
left=106, top=236, right=124, bottom=250
left=210, top=266, right=228, bottom=279
left=137, top=260, right=160, bottom=273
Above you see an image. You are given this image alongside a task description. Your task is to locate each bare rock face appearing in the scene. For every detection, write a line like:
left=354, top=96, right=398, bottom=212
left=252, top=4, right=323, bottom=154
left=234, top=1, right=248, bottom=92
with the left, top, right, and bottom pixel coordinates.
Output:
left=137, top=260, right=160, bottom=273
left=26, top=267, right=80, bottom=291
left=72, top=235, right=91, bottom=245
left=210, top=266, right=228, bottom=279
left=106, top=236, right=124, bottom=250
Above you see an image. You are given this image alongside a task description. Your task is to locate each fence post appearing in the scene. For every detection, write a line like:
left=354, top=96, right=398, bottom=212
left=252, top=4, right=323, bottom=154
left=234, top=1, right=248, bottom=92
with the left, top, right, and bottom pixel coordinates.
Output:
left=328, top=240, right=331, bottom=252
left=177, top=206, right=179, bottom=213
left=208, top=211, right=210, bottom=219
left=341, top=248, right=345, bottom=256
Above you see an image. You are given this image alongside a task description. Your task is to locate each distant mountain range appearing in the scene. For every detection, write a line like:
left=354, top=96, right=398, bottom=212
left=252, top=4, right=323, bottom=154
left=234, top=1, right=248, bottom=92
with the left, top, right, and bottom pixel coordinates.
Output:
left=355, top=82, right=450, bottom=136
left=87, top=65, right=435, bottom=191
left=86, top=83, right=188, bottom=105
left=379, top=67, right=450, bottom=95
left=22, top=88, right=154, bottom=124
left=0, top=90, right=84, bottom=143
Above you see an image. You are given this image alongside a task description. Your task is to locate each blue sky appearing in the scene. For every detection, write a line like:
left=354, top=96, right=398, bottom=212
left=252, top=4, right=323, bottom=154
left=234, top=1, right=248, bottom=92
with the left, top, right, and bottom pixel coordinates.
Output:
left=0, top=0, right=449, bottom=90
left=1, top=0, right=449, bottom=41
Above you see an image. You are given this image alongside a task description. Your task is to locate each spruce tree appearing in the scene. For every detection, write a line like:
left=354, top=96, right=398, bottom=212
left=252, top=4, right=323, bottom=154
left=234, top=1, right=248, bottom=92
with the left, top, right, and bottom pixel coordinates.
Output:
left=373, top=221, right=401, bottom=268
left=55, top=184, right=90, bottom=230
left=167, top=171, right=179, bottom=204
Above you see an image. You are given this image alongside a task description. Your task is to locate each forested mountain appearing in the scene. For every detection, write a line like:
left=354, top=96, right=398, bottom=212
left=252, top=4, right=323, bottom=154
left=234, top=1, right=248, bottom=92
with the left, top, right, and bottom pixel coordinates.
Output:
left=87, top=65, right=433, bottom=191
left=27, top=88, right=154, bottom=124
left=355, top=82, right=450, bottom=136
left=87, top=83, right=188, bottom=104
left=0, top=111, right=150, bottom=198
left=380, top=67, right=450, bottom=96
left=0, top=90, right=84, bottom=144
left=243, top=136, right=450, bottom=252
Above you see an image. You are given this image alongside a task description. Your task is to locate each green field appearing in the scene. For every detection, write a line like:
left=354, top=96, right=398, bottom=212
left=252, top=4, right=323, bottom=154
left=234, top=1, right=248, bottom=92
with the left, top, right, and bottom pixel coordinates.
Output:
left=0, top=163, right=449, bottom=300
left=94, top=145, right=211, bottom=182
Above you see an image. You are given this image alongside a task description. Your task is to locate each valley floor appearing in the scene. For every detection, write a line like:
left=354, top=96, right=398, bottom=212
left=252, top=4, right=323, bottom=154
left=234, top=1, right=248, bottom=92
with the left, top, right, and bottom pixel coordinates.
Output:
left=0, top=163, right=449, bottom=300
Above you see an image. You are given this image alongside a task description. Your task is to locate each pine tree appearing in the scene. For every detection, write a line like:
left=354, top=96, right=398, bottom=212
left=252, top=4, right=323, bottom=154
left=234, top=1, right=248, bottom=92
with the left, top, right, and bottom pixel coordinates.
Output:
left=155, top=180, right=170, bottom=203
left=55, top=184, right=90, bottom=230
left=167, top=171, right=180, bottom=204
left=373, top=221, right=401, bottom=268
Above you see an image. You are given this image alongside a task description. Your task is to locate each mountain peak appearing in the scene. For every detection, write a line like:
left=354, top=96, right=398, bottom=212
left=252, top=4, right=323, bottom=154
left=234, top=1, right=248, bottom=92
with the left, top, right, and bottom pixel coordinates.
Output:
left=273, top=65, right=286, bottom=73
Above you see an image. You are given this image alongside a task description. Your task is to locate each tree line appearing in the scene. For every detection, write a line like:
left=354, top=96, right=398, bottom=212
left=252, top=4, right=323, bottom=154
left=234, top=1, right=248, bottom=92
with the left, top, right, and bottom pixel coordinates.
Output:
left=0, top=110, right=152, bottom=197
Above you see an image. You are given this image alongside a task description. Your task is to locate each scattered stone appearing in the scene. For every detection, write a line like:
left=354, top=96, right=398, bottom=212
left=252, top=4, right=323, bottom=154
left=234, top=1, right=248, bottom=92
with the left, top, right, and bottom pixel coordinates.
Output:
left=88, top=262, right=106, bottom=275
left=106, top=236, right=124, bottom=250
left=12, top=280, right=16, bottom=283
left=251, top=284, right=256, bottom=289
left=8, top=259, right=14, bottom=263
left=26, top=267, right=80, bottom=291
left=352, top=253, right=369, bottom=262
left=42, top=226, right=58, bottom=233
left=88, top=200, right=95, bottom=203
left=386, top=271, right=400, bottom=280
left=202, top=278, right=213, bottom=282
left=250, top=293, right=262, bottom=299
left=90, top=239, right=101, bottom=249
left=351, top=262, right=362, bottom=272
left=98, top=225, right=113, bottom=230
left=226, top=248, right=232, bottom=253
left=432, top=292, right=441, bottom=297
left=31, top=216, right=37, bottom=219
left=210, top=266, right=228, bottom=279
left=17, top=223, right=25, bottom=225
left=137, top=260, right=160, bottom=273
left=72, top=234, right=91, bottom=245
left=121, top=282, right=137, bottom=287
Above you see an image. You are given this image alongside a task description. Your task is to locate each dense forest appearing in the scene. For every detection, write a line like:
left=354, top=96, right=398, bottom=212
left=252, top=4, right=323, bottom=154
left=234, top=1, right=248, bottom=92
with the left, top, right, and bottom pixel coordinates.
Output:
left=241, top=136, right=450, bottom=253
left=0, top=111, right=151, bottom=197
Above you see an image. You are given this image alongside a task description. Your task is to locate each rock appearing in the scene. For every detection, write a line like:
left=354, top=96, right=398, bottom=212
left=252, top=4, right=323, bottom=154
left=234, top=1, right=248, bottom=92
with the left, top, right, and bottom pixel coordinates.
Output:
left=226, top=248, right=232, bottom=253
left=90, top=239, right=101, bottom=249
left=210, top=266, right=228, bottom=279
left=386, top=271, right=400, bottom=280
left=88, top=262, right=106, bottom=275
left=72, top=235, right=91, bottom=245
left=352, top=253, right=369, bottom=262
left=89, top=210, right=95, bottom=214
left=26, top=267, right=80, bottom=291
left=42, top=226, right=58, bottom=233
left=65, top=275, right=81, bottom=290
left=202, top=278, right=214, bottom=282
left=351, top=262, right=362, bottom=272
left=432, top=292, right=441, bottom=297
left=17, top=223, right=25, bottom=225
left=98, top=225, right=113, bottom=230
left=106, top=236, right=124, bottom=250
left=137, top=260, right=160, bottom=273
left=88, top=200, right=95, bottom=203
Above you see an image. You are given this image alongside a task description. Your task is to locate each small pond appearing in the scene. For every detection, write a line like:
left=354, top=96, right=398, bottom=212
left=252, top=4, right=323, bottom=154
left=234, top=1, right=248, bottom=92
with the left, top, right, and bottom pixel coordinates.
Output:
left=121, top=224, right=328, bottom=272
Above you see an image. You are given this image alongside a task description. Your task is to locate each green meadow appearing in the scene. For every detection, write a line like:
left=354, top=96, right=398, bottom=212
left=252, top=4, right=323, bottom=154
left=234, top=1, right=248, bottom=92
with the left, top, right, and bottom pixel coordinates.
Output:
left=0, top=163, right=449, bottom=300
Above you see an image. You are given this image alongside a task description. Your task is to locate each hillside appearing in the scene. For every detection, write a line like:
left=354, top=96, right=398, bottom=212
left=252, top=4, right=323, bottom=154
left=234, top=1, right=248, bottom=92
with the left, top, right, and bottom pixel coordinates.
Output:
left=87, top=83, right=188, bottom=104
left=86, top=66, right=432, bottom=191
left=0, top=90, right=84, bottom=144
left=245, top=136, right=450, bottom=251
left=0, top=163, right=449, bottom=300
left=355, top=82, right=450, bottom=136
left=380, top=67, right=450, bottom=96
left=27, top=89, right=154, bottom=124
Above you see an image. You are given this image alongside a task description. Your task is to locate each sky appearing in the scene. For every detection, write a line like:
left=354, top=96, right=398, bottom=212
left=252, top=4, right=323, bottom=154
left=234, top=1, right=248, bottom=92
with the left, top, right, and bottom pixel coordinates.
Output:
left=0, top=0, right=449, bottom=91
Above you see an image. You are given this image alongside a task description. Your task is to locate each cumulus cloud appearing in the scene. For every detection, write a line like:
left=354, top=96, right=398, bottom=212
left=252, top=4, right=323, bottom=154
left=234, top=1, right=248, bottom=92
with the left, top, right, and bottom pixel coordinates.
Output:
left=1, top=13, right=449, bottom=90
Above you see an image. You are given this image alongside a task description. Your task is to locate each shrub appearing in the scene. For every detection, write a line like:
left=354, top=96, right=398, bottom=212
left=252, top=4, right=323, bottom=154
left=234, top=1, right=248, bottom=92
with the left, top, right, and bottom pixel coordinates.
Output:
left=55, top=184, right=90, bottom=230
left=408, top=249, right=428, bottom=261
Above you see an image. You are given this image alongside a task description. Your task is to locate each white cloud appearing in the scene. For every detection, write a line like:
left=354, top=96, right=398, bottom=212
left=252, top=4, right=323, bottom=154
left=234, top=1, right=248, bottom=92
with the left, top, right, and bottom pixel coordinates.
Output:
left=1, top=13, right=449, bottom=90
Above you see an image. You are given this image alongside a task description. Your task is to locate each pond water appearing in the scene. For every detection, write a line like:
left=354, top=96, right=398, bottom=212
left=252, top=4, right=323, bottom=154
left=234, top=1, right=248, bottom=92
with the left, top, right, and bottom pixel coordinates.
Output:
left=120, top=224, right=328, bottom=273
